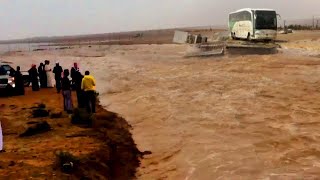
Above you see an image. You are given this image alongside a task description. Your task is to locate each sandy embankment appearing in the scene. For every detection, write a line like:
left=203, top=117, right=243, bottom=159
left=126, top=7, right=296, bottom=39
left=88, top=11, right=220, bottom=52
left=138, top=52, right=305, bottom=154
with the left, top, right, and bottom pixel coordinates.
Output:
left=2, top=30, right=320, bottom=179
left=0, top=88, right=140, bottom=179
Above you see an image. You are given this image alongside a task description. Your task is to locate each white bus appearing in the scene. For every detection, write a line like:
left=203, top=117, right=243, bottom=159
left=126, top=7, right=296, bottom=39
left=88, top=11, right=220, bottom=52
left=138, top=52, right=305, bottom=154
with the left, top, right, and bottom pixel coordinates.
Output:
left=229, top=8, right=278, bottom=41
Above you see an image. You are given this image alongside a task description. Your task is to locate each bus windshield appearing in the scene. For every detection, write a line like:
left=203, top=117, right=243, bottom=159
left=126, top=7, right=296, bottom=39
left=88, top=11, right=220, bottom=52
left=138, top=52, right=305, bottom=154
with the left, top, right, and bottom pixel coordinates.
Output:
left=255, top=11, right=277, bottom=30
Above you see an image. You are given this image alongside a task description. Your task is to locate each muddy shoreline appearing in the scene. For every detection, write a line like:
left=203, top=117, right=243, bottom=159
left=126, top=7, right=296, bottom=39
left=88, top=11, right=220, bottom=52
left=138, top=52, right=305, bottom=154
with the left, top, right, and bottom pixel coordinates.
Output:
left=61, top=105, right=142, bottom=179
left=0, top=88, right=141, bottom=179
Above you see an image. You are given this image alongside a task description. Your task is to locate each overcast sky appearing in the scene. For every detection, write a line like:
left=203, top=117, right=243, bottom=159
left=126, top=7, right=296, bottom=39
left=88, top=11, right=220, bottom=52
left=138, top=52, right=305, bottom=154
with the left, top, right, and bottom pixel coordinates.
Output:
left=0, top=0, right=319, bottom=40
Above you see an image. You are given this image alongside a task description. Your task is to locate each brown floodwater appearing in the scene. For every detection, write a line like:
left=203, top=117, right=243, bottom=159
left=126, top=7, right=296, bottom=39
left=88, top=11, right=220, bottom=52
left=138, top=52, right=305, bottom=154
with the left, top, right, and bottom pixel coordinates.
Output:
left=4, top=34, right=320, bottom=179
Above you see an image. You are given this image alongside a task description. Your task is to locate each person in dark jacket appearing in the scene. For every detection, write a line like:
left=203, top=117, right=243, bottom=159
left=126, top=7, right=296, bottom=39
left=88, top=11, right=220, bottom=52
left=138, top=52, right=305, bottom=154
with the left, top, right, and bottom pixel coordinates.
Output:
left=70, top=62, right=85, bottom=107
left=38, top=63, right=46, bottom=88
left=61, top=69, right=73, bottom=113
left=74, top=71, right=84, bottom=107
left=14, top=66, right=25, bottom=95
left=28, top=64, right=39, bottom=91
left=53, top=62, right=63, bottom=93
left=71, top=63, right=79, bottom=87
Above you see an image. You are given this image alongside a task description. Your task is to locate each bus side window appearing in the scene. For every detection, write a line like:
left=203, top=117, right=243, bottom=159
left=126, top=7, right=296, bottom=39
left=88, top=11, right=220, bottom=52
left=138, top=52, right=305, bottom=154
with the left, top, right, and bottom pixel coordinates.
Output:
left=244, top=12, right=251, bottom=21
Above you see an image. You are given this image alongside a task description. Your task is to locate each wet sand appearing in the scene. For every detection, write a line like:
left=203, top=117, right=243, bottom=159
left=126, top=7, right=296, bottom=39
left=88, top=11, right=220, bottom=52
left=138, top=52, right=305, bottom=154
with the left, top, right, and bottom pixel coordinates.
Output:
left=2, top=31, right=320, bottom=179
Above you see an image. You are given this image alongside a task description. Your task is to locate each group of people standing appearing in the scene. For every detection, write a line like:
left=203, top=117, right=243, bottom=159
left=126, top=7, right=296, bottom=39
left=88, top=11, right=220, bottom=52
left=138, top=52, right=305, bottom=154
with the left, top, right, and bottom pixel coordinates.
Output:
left=0, top=62, right=97, bottom=153
left=28, top=60, right=53, bottom=91
left=27, top=60, right=97, bottom=114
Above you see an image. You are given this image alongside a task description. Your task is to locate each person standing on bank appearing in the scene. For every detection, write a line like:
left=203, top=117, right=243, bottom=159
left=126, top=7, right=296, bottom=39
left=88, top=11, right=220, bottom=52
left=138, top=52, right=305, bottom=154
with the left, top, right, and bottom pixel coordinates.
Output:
left=53, top=62, right=63, bottom=93
left=71, top=62, right=79, bottom=89
left=44, top=60, right=54, bottom=88
left=81, top=71, right=96, bottom=113
left=61, top=69, right=73, bottom=113
left=38, top=63, right=46, bottom=88
left=28, top=64, right=39, bottom=91
left=74, top=70, right=84, bottom=107
left=0, top=120, right=3, bottom=152
left=70, top=63, right=84, bottom=107
left=14, top=66, right=25, bottom=95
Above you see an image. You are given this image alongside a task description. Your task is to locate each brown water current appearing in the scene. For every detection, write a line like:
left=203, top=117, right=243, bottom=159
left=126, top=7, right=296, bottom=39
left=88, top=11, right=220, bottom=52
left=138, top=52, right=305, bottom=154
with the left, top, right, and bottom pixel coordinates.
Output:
left=4, top=33, right=320, bottom=179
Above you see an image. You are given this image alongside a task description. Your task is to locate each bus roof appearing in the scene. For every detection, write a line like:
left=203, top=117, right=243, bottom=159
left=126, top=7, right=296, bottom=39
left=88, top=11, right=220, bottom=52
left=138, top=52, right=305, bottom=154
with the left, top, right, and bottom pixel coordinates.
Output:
left=230, top=8, right=276, bottom=14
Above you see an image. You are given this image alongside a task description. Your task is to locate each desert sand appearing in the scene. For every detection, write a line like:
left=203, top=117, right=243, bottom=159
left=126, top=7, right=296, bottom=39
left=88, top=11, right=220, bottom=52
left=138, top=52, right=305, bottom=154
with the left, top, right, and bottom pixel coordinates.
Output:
left=1, top=30, right=320, bottom=179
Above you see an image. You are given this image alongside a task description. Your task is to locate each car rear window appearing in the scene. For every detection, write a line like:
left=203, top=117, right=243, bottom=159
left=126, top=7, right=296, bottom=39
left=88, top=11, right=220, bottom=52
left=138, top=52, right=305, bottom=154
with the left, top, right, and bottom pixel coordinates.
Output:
left=0, top=65, right=14, bottom=75
left=2, top=65, right=12, bottom=71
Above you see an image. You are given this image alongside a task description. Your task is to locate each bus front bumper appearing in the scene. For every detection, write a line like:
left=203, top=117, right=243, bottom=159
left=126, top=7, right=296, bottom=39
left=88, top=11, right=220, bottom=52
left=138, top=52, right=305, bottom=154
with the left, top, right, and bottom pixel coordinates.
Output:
left=253, top=30, right=277, bottom=40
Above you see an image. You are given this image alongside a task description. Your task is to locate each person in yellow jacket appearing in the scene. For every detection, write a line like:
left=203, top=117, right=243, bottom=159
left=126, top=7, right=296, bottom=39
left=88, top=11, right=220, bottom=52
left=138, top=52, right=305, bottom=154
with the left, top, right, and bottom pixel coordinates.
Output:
left=81, top=71, right=96, bottom=113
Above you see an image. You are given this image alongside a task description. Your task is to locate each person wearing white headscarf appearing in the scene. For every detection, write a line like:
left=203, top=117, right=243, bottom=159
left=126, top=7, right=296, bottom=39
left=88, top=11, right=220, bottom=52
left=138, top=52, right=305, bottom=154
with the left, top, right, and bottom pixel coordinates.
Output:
left=44, top=60, right=54, bottom=88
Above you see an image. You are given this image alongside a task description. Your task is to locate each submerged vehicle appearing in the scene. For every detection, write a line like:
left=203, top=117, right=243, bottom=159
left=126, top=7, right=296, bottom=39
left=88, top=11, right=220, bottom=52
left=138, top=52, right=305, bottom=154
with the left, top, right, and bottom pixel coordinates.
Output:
left=229, top=8, right=278, bottom=41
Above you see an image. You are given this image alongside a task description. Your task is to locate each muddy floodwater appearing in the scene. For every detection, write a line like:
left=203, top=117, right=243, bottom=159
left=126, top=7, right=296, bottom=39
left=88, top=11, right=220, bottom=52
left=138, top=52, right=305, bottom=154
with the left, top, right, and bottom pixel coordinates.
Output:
left=4, top=31, right=320, bottom=179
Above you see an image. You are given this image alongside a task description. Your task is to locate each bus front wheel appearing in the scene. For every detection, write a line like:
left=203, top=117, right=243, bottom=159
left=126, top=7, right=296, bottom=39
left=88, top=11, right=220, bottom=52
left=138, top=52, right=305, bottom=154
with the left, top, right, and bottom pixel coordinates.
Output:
left=231, top=32, right=236, bottom=40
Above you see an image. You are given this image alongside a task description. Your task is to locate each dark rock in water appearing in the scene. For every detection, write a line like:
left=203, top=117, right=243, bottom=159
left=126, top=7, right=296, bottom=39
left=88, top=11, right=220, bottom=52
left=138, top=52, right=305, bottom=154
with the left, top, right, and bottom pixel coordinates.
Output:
left=20, top=121, right=52, bottom=137
left=50, top=111, right=63, bottom=119
left=71, top=108, right=94, bottom=126
left=32, top=109, right=49, bottom=118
